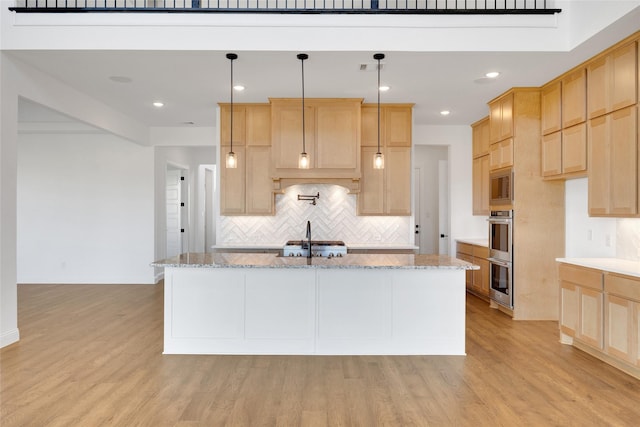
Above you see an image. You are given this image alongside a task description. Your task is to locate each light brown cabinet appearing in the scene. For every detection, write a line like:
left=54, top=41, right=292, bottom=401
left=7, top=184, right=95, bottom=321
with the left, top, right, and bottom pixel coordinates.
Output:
left=542, top=123, right=587, bottom=179
left=219, top=104, right=274, bottom=216
left=588, top=41, right=638, bottom=119
left=471, top=117, right=490, bottom=215
left=588, top=106, right=638, bottom=216
left=489, top=138, right=513, bottom=171
left=456, top=242, right=489, bottom=299
left=541, top=80, right=562, bottom=135
left=541, top=131, right=562, bottom=177
left=489, top=92, right=514, bottom=144
left=604, top=273, right=640, bottom=366
left=558, top=263, right=604, bottom=350
left=358, top=104, right=413, bottom=216
left=562, top=68, right=587, bottom=128
left=271, top=98, right=361, bottom=179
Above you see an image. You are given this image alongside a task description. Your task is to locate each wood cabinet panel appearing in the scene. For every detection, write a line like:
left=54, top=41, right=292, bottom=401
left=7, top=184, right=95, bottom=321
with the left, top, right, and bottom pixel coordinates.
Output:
left=246, top=146, right=274, bottom=215
left=246, top=105, right=271, bottom=146
left=541, top=81, right=562, bottom=135
left=609, top=107, right=637, bottom=215
left=605, top=294, right=635, bottom=363
left=489, top=93, right=514, bottom=143
left=578, top=287, right=604, bottom=349
left=499, top=94, right=514, bottom=141
left=358, top=147, right=385, bottom=215
left=361, top=105, right=379, bottom=147
left=560, top=281, right=579, bottom=338
left=588, top=55, right=610, bottom=119
left=316, top=104, right=359, bottom=169
left=472, top=155, right=490, bottom=215
left=385, top=147, right=411, bottom=215
left=562, top=123, right=587, bottom=175
left=562, top=68, right=587, bottom=128
left=472, top=117, right=490, bottom=158
left=272, top=104, right=315, bottom=169
left=220, top=105, right=247, bottom=146
left=220, top=145, right=246, bottom=215
left=588, top=115, right=610, bottom=215
left=635, top=302, right=640, bottom=367
left=541, top=131, right=562, bottom=177
left=473, top=257, right=490, bottom=296
left=385, top=107, right=412, bottom=147
left=559, top=263, right=603, bottom=291
left=489, top=138, right=514, bottom=171
left=605, top=273, right=640, bottom=302
left=611, top=41, right=638, bottom=112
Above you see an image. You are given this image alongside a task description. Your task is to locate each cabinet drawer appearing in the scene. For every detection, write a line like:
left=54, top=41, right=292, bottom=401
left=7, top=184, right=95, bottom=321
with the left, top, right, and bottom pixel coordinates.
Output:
left=473, top=245, right=489, bottom=259
left=605, top=273, right=640, bottom=302
left=456, top=243, right=473, bottom=256
left=558, top=264, right=602, bottom=290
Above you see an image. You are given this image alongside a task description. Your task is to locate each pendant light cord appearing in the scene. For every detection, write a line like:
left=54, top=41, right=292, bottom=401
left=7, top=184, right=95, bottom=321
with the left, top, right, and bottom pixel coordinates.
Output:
left=377, top=56, right=381, bottom=154
left=301, top=55, right=306, bottom=154
left=230, top=55, right=234, bottom=153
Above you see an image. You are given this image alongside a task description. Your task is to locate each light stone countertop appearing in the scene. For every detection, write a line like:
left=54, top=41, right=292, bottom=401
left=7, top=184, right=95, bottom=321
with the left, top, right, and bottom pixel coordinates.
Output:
left=556, top=258, right=640, bottom=278
left=153, top=252, right=479, bottom=270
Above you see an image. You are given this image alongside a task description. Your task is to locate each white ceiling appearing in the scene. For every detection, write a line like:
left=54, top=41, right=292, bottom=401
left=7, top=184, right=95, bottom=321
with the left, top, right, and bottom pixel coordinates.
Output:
left=10, top=9, right=640, bottom=131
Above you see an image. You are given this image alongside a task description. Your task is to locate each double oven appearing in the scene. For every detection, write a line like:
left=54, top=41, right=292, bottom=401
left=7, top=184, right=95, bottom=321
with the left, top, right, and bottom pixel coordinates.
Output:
left=488, top=210, right=513, bottom=309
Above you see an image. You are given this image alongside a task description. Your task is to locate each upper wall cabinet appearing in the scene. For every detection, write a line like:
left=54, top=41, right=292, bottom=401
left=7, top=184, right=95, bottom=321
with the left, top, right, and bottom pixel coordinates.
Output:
left=489, top=92, right=514, bottom=144
left=541, top=80, right=562, bottom=135
left=471, top=117, right=490, bottom=216
left=562, top=68, right=587, bottom=128
left=588, top=41, right=638, bottom=119
left=358, top=104, right=413, bottom=216
left=219, top=104, right=274, bottom=216
left=270, top=98, right=362, bottom=189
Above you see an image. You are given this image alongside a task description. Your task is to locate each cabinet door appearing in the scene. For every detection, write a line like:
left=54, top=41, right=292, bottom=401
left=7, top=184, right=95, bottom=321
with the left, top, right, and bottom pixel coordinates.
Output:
left=577, top=287, right=603, bottom=349
left=246, top=146, right=274, bottom=215
left=541, top=81, right=562, bottom=135
left=609, top=106, right=637, bottom=215
left=489, top=142, right=501, bottom=170
left=316, top=103, right=359, bottom=169
left=272, top=104, right=315, bottom=169
left=499, top=94, right=514, bottom=141
left=246, top=105, right=271, bottom=146
left=220, top=105, right=247, bottom=146
left=562, top=68, right=587, bottom=128
left=474, top=256, right=490, bottom=297
left=358, top=147, right=384, bottom=215
left=605, top=294, right=635, bottom=364
left=220, top=146, right=246, bottom=215
left=635, top=301, right=640, bottom=367
left=489, top=100, right=502, bottom=144
left=611, top=41, right=637, bottom=112
left=361, top=105, right=380, bottom=147
left=560, top=281, right=579, bottom=338
left=500, top=138, right=514, bottom=169
left=473, top=155, right=490, bottom=215
left=562, top=123, right=587, bottom=175
left=472, top=117, right=490, bottom=158
left=541, top=131, right=562, bottom=177
left=385, top=147, right=411, bottom=215
left=385, top=106, right=412, bottom=147
left=587, top=55, right=609, bottom=119
left=588, top=115, right=610, bottom=215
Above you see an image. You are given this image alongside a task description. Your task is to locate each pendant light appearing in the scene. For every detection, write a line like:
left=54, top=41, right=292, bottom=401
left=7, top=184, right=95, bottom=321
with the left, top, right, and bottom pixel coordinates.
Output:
left=373, top=53, right=385, bottom=170
left=297, top=53, right=310, bottom=169
left=225, top=53, right=238, bottom=169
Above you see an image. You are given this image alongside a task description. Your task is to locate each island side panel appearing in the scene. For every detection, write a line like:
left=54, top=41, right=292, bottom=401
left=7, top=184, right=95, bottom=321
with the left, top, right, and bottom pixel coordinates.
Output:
left=316, top=269, right=466, bottom=355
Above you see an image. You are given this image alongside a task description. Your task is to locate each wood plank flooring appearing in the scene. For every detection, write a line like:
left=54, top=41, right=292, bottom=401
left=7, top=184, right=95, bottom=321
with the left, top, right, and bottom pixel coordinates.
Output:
left=2, top=283, right=640, bottom=426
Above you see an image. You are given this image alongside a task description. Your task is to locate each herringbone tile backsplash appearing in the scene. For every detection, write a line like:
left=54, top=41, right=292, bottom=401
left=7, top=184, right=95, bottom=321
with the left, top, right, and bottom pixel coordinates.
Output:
left=218, top=184, right=411, bottom=246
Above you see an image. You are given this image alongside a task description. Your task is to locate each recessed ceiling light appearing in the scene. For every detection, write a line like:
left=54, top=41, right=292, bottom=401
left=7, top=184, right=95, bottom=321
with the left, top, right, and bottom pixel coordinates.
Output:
left=153, top=101, right=164, bottom=108
left=379, top=85, right=390, bottom=92
left=109, top=75, right=132, bottom=83
left=233, top=85, right=245, bottom=91
left=440, top=110, right=451, bottom=116
left=485, top=71, right=500, bottom=79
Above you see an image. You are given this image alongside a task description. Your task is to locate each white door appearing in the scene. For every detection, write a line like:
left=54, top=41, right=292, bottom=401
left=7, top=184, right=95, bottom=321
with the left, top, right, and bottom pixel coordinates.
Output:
left=438, top=160, right=450, bottom=255
left=166, top=169, right=182, bottom=258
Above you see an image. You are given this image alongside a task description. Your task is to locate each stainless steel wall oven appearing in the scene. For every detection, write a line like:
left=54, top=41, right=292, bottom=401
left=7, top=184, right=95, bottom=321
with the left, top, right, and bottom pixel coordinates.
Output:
left=488, top=210, right=513, bottom=309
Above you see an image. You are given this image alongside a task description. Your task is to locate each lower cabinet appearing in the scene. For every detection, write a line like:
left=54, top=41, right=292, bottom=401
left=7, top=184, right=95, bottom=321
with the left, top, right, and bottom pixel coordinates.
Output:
left=456, top=242, right=489, bottom=299
left=558, top=262, right=640, bottom=378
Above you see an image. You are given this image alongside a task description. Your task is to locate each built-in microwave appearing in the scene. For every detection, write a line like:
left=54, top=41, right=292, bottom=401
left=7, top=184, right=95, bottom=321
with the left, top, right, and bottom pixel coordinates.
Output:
left=490, top=169, right=513, bottom=206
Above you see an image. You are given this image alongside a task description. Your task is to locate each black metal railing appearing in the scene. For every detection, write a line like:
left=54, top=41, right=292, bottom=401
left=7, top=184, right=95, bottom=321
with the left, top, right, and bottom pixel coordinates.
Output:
left=10, top=0, right=561, bottom=14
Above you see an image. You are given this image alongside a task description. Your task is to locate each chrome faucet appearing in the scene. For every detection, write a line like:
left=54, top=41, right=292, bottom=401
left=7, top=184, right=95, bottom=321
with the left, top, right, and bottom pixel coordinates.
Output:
left=305, top=221, right=312, bottom=259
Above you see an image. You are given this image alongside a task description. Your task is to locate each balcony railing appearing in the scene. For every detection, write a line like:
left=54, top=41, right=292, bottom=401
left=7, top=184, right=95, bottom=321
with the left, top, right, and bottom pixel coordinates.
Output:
left=10, top=0, right=561, bottom=14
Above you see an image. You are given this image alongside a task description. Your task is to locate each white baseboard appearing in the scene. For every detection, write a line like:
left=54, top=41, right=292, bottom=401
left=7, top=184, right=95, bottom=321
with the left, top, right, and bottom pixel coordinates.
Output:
left=0, top=328, right=20, bottom=349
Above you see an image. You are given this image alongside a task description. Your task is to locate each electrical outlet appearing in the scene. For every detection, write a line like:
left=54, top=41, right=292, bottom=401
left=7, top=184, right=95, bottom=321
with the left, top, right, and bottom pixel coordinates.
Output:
left=587, top=229, right=593, bottom=241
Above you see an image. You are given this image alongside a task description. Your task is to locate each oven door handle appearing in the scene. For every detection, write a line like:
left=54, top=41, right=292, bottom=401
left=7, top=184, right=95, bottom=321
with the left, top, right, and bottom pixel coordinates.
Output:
left=487, top=218, right=512, bottom=224
left=488, top=258, right=511, bottom=267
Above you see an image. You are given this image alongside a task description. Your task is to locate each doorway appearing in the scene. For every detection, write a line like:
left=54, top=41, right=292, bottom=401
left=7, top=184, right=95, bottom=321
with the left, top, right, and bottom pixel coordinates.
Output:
left=413, top=146, right=449, bottom=255
left=166, top=164, right=188, bottom=258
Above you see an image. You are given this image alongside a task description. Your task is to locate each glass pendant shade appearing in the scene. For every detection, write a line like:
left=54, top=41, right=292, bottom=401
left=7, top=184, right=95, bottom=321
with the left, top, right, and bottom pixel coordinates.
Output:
left=226, top=151, right=237, bottom=169
left=373, top=152, right=384, bottom=169
left=299, top=152, right=310, bottom=169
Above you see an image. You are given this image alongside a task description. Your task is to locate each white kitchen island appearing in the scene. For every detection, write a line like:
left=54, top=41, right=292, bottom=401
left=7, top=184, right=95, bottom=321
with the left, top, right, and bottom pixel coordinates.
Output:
left=152, top=253, right=476, bottom=356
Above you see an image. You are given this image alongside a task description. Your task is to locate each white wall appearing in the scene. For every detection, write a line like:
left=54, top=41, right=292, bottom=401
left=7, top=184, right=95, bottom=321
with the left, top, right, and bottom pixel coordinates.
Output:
left=414, top=125, right=487, bottom=255
left=17, top=133, right=156, bottom=284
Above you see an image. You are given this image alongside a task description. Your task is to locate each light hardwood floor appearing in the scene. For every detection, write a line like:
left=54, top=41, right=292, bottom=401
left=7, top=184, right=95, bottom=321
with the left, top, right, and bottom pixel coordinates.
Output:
left=2, top=283, right=640, bottom=426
